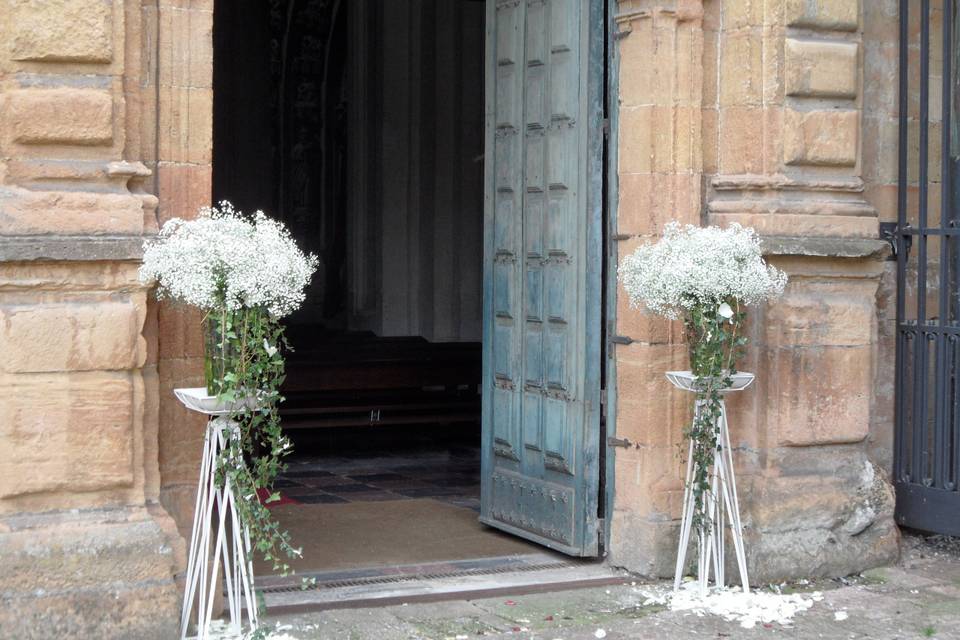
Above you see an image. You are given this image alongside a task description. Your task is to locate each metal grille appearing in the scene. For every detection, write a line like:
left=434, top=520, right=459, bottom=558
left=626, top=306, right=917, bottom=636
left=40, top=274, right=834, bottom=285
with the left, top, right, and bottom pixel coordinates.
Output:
left=895, top=0, right=960, bottom=536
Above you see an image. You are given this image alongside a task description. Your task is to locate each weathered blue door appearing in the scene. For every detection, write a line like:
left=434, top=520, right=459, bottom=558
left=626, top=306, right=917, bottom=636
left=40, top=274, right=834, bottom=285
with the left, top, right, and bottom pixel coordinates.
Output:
left=480, top=0, right=604, bottom=556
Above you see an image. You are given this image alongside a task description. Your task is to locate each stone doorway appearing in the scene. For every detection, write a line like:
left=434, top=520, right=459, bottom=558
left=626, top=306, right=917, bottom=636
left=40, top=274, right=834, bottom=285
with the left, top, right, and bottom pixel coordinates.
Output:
left=211, top=0, right=555, bottom=587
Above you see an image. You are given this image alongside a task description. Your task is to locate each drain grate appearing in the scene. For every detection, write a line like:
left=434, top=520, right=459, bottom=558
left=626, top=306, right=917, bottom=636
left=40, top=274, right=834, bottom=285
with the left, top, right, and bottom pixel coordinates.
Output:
left=259, top=560, right=582, bottom=594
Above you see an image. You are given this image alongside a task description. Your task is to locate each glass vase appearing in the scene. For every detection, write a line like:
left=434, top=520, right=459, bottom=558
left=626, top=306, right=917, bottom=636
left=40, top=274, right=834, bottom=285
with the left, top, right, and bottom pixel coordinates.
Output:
left=203, top=307, right=237, bottom=396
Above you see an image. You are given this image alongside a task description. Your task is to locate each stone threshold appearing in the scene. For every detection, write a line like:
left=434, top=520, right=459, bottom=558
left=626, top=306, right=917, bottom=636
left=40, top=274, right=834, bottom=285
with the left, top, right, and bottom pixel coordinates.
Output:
left=254, top=553, right=625, bottom=614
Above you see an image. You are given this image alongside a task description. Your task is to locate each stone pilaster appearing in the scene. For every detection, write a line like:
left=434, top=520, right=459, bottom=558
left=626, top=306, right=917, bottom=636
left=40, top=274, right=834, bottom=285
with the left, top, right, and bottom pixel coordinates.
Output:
left=705, top=0, right=899, bottom=579
left=0, top=1, right=179, bottom=636
left=148, top=0, right=214, bottom=551
left=610, top=0, right=899, bottom=580
left=610, top=0, right=707, bottom=577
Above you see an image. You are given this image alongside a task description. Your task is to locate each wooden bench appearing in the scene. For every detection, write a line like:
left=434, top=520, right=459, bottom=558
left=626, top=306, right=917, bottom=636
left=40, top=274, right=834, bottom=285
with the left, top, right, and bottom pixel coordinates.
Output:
left=280, top=330, right=481, bottom=429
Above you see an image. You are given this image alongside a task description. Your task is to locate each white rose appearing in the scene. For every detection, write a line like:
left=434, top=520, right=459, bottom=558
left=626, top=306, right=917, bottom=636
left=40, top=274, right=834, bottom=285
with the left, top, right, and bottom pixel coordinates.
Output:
left=718, top=302, right=734, bottom=319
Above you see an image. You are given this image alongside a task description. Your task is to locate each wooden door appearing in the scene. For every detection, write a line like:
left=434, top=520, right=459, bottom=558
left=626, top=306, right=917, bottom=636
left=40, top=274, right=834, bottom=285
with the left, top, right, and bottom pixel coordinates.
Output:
left=480, top=0, right=604, bottom=556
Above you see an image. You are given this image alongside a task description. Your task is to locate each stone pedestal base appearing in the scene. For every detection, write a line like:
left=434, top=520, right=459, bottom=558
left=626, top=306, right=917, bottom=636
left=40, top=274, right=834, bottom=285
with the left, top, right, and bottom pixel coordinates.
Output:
left=0, top=507, right=180, bottom=640
left=610, top=451, right=900, bottom=583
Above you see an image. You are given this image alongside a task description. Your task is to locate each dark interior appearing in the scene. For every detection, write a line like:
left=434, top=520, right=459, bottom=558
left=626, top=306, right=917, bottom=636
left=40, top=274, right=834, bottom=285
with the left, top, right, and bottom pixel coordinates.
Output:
left=213, top=0, right=485, bottom=439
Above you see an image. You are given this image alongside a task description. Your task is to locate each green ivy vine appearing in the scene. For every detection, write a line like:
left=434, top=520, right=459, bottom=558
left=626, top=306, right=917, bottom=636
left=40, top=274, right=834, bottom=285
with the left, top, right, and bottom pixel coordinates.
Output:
left=683, top=299, right=747, bottom=536
left=204, top=306, right=302, bottom=623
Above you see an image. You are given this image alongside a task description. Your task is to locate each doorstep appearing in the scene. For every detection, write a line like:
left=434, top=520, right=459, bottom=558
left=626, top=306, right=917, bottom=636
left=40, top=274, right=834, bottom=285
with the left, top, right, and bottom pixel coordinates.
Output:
left=255, top=553, right=626, bottom=614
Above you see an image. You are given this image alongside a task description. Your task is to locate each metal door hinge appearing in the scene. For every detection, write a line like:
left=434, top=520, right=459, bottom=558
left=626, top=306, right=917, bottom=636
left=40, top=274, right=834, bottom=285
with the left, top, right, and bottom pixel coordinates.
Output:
left=607, top=436, right=632, bottom=448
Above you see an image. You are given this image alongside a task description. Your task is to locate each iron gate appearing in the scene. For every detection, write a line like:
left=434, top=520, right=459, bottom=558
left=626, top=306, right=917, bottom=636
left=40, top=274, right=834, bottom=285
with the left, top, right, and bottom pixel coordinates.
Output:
left=894, top=0, right=960, bottom=535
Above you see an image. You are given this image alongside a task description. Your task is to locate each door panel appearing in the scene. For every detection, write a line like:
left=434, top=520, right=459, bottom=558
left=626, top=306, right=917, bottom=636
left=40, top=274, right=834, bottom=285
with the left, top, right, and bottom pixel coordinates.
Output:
left=480, top=0, right=604, bottom=556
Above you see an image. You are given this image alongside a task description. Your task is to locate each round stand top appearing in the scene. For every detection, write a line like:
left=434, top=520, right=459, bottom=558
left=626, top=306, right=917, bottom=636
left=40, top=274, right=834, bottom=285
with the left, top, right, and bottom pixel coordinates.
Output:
left=173, top=387, right=259, bottom=416
left=665, top=371, right=755, bottom=394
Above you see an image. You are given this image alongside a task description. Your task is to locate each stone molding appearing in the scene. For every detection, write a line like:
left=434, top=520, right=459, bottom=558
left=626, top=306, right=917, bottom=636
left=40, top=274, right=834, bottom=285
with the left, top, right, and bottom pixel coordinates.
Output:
left=760, top=235, right=888, bottom=259
left=0, top=235, right=147, bottom=263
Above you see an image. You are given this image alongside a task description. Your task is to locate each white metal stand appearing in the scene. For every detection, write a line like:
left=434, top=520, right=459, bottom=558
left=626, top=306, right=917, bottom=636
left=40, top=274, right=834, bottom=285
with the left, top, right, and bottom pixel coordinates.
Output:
left=175, top=388, right=259, bottom=640
left=666, top=371, right=753, bottom=597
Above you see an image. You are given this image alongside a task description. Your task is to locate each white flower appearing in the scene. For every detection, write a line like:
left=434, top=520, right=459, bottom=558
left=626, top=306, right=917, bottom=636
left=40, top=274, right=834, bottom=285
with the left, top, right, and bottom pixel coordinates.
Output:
left=139, top=201, right=318, bottom=317
left=263, top=339, right=278, bottom=357
left=718, top=302, right=734, bottom=319
left=618, top=221, right=787, bottom=320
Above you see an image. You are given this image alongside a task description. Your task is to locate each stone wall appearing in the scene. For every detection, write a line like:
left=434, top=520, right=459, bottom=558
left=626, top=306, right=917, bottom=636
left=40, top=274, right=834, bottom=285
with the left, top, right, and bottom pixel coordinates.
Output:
left=609, top=0, right=901, bottom=581
left=0, top=1, right=183, bottom=637
left=0, top=0, right=909, bottom=635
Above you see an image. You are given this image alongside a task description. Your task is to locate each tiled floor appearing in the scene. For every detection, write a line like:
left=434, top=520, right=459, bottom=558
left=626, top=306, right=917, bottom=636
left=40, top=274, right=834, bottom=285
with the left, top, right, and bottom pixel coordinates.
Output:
left=276, top=441, right=482, bottom=512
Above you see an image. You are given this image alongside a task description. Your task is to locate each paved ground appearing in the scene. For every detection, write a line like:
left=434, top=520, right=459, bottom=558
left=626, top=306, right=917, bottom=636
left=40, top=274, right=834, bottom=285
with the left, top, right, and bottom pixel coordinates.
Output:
left=263, top=533, right=960, bottom=640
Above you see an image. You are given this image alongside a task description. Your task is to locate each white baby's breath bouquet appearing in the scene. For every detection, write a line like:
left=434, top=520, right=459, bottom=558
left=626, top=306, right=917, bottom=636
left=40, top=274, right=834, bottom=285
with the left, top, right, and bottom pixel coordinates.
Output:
left=618, top=221, right=786, bottom=321
left=140, top=200, right=317, bottom=317
left=618, top=221, right=786, bottom=532
left=140, top=201, right=317, bottom=609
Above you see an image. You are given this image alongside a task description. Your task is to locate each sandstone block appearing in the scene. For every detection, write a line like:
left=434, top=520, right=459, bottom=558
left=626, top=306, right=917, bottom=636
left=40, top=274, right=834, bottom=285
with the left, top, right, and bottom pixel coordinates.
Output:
left=618, top=106, right=653, bottom=174
left=608, top=511, right=680, bottom=578
left=158, top=86, right=213, bottom=164
left=709, top=212, right=879, bottom=238
left=615, top=290, right=680, bottom=345
left=743, top=456, right=899, bottom=581
left=722, top=0, right=765, bottom=31
left=785, top=38, right=859, bottom=99
left=719, top=106, right=765, bottom=174
left=764, top=280, right=876, bottom=348
left=0, top=508, right=179, bottom=639
left=616, top=396, right=690, bottom=448
left=0, top=301, right=140, bottom=373
left=784, top=109, right=859, bottom=167
left=6, top=89, right=113, bottom=146
left=0, top=371, right=135, bottom=499
left=615, top=343, right=691, bottom=446
left=8, top=0, right=113, bottom=63
left=0, top=187, right=144, bottom=236
left=157, top=303, right=205, bottom=360
left=157, top=356, right=206, bottom=487
left=616, top=173, right=701, bottom=239
left=702, top=107, right=718, bottom=173
left=768, top=344, right=872, bottom=446
left=786, top=0, right=860, bottom=32
left=158, top=3, right=213, bottom=88
left=719, top=31, right=763, bottom=106
left=156, top=162, right=212, bottom=224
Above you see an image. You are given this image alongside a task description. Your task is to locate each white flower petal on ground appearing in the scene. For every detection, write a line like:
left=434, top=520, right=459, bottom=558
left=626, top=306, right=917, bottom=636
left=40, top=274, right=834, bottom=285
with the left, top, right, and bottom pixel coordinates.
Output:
left=638, top=583, right=816, bottom=630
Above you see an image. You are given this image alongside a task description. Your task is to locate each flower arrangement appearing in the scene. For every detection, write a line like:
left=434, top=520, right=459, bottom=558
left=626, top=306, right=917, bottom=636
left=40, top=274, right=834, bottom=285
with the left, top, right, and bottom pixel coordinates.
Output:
left=619, top=221, right=786, bottom=533
left=140, top=201, right=316, bottom=320
left=140, top=201, right=318, bottom=594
